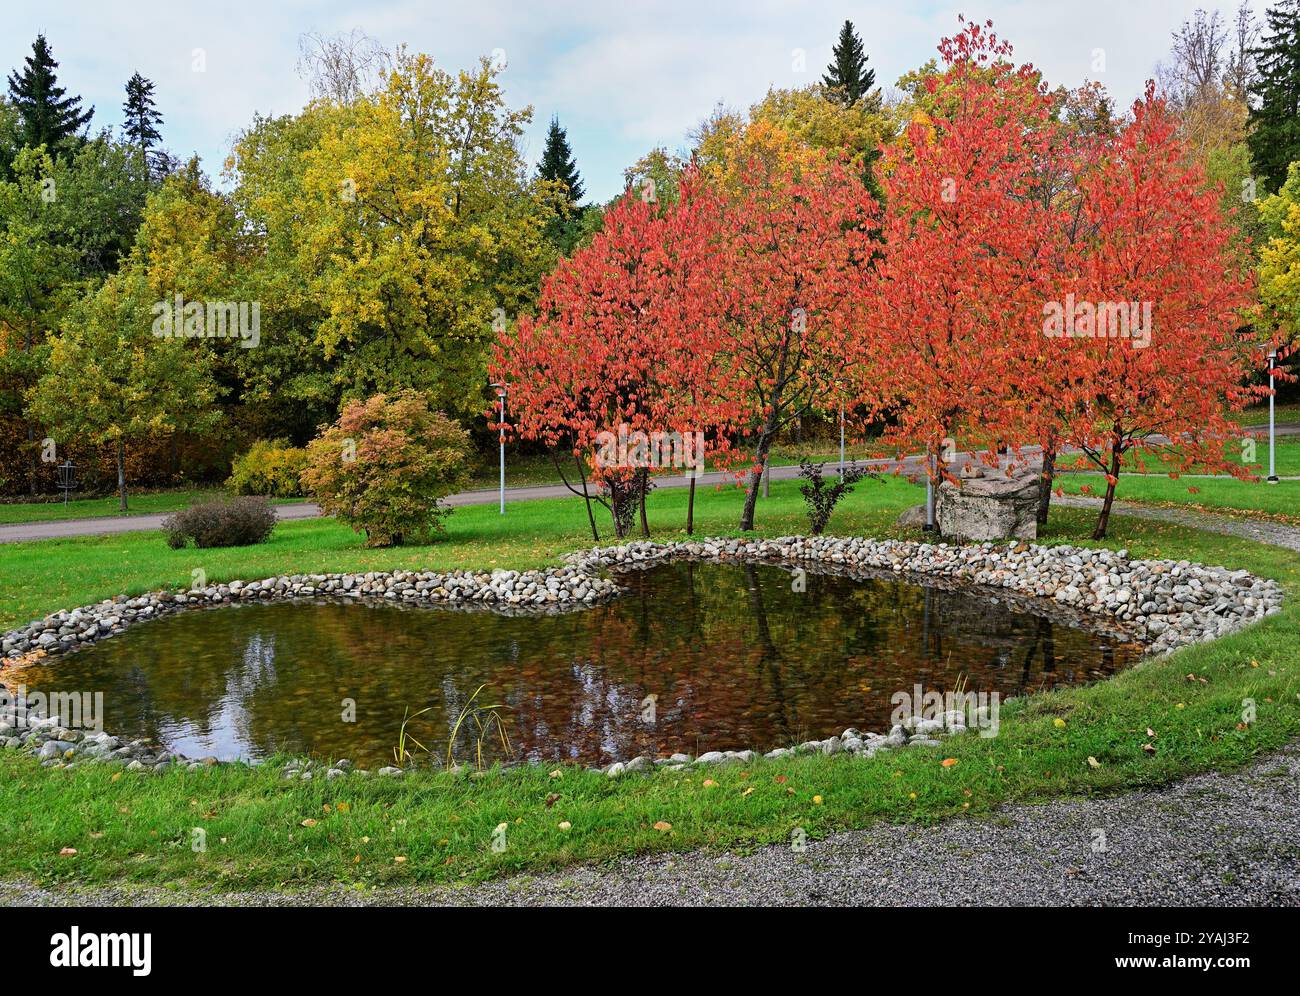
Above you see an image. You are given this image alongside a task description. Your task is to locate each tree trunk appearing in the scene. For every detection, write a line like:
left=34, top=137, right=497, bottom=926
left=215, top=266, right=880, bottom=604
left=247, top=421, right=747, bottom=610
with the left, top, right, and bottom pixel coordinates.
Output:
left=1091, top=448, right=1122, bottom=540
left=638, top=468, right=650, bottom=538
left=1037, top=446, right=1056, bottom=526
left=116, top=439, right=128, bottom=512
left=574, top=452, right=599, bottom=543
left=740, top=463, right=763, bottom=532
left=686, top=475, right=696, bottom=535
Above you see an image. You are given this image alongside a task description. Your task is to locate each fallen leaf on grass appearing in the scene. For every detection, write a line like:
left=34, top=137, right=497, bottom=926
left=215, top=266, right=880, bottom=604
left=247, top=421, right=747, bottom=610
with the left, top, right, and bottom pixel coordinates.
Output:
left=59, top=847, right=77, bottom=856
left=941, top=758, right=959, bottom=768
left=1141, top=743, right=1157, bottom=754
left=653, top=821, right=672, bottom=832
left=300, top=818, right=318, bottom=827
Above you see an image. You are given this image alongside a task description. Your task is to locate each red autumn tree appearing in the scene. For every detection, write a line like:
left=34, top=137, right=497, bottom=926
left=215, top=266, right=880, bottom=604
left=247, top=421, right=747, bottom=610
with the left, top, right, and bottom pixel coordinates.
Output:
left=703, top=144, right=879, bottom=531
left=640, top=179, right=744, bottom=533
left=1046, top=84, right=1260, bottom=539
left=859, top=19, right=1064, bottom=523
left=492, top=178, right=738, bottom=539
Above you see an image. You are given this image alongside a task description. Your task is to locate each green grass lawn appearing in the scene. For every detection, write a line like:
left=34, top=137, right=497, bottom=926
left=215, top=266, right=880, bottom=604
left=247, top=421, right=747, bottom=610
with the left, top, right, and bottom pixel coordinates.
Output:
left=1234, top=400, right=1300, bottom=426
left=0, top=488, right=308, bottom=526
left=0, top=473, right=1297, bottom=892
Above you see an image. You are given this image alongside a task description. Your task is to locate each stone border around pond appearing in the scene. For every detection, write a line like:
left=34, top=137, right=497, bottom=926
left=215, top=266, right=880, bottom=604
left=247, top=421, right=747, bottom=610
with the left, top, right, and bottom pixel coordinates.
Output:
left=0, top=535, right=1284, bottom=778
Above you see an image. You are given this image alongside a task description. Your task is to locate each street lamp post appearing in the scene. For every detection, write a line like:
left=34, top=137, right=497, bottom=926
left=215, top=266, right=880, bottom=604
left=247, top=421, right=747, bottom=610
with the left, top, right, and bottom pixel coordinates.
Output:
left=490, top=382, right=508, bottom=512
left=1267, top=349, right=1279, bottom=484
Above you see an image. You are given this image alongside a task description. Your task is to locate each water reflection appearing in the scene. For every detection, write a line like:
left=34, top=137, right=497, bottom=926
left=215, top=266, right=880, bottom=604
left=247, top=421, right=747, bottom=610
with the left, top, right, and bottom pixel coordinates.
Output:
left=23, top=563, right=1140, bottom=766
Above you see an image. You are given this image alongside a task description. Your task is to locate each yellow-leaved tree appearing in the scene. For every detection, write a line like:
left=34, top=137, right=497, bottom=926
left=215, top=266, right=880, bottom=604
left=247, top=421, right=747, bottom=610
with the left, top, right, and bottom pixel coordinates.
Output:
left=229, top=50, right=560, bottom=424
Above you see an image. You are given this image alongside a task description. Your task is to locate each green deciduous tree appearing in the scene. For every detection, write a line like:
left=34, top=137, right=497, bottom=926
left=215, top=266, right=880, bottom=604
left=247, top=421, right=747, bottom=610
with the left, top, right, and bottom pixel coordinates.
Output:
left=0, top=138, right=149, bottom=491
left=29, top=272, right=220, bottom=510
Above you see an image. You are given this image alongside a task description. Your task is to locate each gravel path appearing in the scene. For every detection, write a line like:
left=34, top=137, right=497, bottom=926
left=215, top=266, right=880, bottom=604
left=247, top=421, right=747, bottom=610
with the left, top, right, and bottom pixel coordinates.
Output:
left=3, top=746, right=1297, bottom=907
left=1054, top=495, right=1300, bottom=552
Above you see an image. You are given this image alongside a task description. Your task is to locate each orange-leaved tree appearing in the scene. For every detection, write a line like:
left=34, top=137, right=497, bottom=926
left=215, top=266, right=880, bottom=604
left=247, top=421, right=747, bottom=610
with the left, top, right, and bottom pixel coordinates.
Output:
left=1048, top=84, right=1261, bottom=539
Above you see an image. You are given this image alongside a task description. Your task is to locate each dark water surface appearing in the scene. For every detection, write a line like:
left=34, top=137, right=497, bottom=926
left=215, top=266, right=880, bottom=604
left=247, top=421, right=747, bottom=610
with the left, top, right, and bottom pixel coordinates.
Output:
left=24, top=563, right=1141, bottom=767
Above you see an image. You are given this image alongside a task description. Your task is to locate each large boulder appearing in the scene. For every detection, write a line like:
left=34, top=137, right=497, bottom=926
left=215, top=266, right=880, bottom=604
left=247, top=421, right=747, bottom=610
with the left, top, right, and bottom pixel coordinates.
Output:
left=937, top=469, right=1040, bottom=542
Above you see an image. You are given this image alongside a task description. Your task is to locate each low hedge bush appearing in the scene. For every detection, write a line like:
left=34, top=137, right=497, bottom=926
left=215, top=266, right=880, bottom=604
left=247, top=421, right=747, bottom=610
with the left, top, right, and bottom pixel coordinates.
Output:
left=162, top=496, right=277, bottom=549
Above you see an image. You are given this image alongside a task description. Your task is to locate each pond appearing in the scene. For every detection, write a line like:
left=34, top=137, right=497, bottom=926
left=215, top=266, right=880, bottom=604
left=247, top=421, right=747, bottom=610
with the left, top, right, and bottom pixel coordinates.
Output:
left=22, top=562, right=1141, bottom=767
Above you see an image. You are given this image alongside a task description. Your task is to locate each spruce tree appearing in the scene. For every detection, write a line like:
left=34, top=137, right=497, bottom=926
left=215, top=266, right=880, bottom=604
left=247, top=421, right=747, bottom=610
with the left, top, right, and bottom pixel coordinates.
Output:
left=822, top=20, right=875, bottom=105
left=538, top=116, right=584, bottom=204
left=1248, top=0, right=1300, bottom=192
left=122, top=72, right=163, bottom=154
left=6, top=35, right=93, bottom=152
left=538, top=117, right=585, bottom=254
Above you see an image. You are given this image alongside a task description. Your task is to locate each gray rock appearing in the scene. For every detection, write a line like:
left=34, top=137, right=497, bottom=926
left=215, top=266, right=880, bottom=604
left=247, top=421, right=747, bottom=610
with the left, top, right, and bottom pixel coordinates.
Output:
left=937, top=470, right=1040, bottom=542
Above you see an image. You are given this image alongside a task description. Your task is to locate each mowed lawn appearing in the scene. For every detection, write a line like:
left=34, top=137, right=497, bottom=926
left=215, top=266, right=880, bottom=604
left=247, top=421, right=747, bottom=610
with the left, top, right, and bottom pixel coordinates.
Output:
left=0, top=473, right=1297, bottom=891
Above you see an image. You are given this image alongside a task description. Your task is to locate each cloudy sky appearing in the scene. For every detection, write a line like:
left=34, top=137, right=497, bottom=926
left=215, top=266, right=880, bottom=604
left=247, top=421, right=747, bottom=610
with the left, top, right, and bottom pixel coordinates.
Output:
left=3, top=0, right=1268, bottom=202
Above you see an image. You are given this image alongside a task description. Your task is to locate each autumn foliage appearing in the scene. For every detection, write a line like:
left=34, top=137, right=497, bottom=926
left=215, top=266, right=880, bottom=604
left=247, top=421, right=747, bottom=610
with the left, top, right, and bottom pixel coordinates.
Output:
left=301, top=390, right=470, bottom=547
left=495, top=19, right=1271, bottom=540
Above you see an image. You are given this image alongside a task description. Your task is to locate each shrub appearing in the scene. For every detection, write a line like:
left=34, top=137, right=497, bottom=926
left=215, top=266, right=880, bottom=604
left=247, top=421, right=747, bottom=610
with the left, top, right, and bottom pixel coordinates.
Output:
left=300, top=390, right=471, bottom=547
left=797, top=459, right=876, bottom=535
left=162, top=496, right=277, bottom=549
left=227, top=439, right=309, bottom=497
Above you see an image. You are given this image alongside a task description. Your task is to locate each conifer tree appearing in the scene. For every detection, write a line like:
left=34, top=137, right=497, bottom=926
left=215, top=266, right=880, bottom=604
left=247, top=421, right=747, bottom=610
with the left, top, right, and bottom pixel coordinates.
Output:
left=6, top=35, right=93, bottom=152
left=539, top=116, right=584, bottom=204
left=122, top=72, right=163, bottom=154
left=1248, top=0, right=1300, bottom=191
left=538, top=116, right=585, bottom=253
left=822, top=20, right=875, bottom=105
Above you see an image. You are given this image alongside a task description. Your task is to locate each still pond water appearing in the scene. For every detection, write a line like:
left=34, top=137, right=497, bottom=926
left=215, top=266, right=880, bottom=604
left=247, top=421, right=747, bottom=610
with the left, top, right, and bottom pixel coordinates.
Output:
left=26, top=563, right=1140, bottom=767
